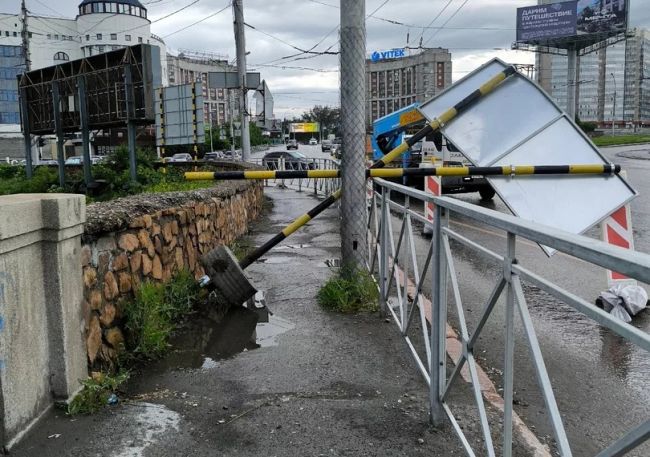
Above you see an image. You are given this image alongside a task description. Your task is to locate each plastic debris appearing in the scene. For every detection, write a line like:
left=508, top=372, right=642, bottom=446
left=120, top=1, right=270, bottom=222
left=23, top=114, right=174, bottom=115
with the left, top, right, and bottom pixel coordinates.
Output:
left=107, top=393, right=119, bottom=406
left=598, top=284, right=648, bottom=323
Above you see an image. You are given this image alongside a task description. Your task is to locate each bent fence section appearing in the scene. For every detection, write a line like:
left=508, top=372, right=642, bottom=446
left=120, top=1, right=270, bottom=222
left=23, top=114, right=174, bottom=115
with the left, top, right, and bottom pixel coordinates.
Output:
left=367, top=177, right=650, bottom=457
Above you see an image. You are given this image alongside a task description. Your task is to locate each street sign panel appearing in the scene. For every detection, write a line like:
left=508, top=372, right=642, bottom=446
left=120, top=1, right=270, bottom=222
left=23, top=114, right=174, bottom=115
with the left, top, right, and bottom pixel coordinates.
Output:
left=418, top=58, right=637, bottom=255
left=155, top=83, right=205, bottom=147
left=234, top=121, right=242, bottom=129
left=208, top=72, right=261, bottom=89
left=234, top=129, right=242, bottom=136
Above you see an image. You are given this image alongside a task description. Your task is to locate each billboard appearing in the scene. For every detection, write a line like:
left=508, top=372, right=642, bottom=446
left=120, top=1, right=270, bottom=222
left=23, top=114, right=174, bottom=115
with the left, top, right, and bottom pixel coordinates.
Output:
left=516, top=0, right=627, bottom=44
left=290, top=122, right=319, bottom=133
left=155, top=83, right=205, bottom=147
left=576, top=0, right=627, bottom=36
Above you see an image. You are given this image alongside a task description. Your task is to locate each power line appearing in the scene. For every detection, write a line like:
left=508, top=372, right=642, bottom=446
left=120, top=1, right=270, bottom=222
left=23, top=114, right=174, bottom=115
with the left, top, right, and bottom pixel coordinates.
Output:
left=162, top=2, right=231, bottom=38
left=423, top=0, right=472, bottom=46
left=252, top=63, right=339, bottom=73
left=418, top=0, right=453, bottom=46
left=368, top=0, right=392, bottom=17
left=245, top=23, right=338, bottom=55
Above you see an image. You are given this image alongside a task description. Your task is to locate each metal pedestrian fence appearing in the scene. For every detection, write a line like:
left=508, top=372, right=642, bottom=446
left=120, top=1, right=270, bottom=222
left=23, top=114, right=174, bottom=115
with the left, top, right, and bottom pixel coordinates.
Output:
left=247, top=157, right=340, bottom=198
left=367, top=177, right=650, bottom=457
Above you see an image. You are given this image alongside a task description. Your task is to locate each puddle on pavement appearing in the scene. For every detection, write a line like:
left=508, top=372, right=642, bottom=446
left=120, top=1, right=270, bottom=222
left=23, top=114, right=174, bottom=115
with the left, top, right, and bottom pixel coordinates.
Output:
left=157, top=305, right=294, bottom=371
left=256, top=255, right=294, bottom=264
left=273, top=244, right=312, bottom=250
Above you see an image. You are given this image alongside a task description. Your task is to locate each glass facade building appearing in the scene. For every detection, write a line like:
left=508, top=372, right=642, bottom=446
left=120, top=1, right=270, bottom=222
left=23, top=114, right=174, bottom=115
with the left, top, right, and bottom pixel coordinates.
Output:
left=0, top=45, right=23, bottom=124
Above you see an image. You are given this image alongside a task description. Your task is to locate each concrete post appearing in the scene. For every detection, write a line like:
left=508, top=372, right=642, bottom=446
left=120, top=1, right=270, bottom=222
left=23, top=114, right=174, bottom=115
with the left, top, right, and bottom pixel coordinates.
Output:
left=567, top=46, right=578, bottom=120
left=77, top=76, right=93, bottom=186
left=339, top=0, right=368, bottom=268
left=0, top=194, right=86, bottom=449
left=52, top=81, right=65, bottom=187
left=233, top=0, right=251, bottom=161
left=19, top=87, right=33, bottom=179
left=124, top=65, right=138, bottom=182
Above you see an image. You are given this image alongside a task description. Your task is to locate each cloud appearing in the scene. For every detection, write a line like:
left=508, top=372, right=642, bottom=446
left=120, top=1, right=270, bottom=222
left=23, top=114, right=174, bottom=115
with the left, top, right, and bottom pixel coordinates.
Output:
left=23, top=0, right=650, bottom=118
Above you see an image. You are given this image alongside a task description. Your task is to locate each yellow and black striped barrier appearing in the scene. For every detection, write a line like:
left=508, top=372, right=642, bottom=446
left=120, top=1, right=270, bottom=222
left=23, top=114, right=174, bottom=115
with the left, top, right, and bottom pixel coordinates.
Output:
left=239, top=189, right=342, bottom=268
left=372, top=66, right=518, bottom=169
left=186, top=164, right=621, bottom=182
left=227, top=66, right=526, bottom=268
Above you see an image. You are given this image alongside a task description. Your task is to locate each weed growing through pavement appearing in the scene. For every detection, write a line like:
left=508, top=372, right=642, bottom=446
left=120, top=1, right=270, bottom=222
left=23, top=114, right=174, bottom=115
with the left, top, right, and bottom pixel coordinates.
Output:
left=122, top=269, right=201, bottom=360
left=67, top=371, right=130, bottom=416
left=318, top=265, right=379, bottom=313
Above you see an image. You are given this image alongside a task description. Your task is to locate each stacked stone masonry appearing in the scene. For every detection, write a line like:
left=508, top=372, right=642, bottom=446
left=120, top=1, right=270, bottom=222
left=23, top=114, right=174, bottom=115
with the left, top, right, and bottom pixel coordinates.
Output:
left=81, top=182, right=264, bottom=368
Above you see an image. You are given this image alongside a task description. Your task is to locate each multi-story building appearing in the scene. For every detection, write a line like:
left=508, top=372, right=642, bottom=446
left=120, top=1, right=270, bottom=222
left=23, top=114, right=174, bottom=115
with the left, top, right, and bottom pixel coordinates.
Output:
left=167, top=51, right=240, bottom=127
left=365, top=48, right=452, bottom=127
left=538, top=28, right=650, bottom=126
left=535, top=0, right=649, bottom=126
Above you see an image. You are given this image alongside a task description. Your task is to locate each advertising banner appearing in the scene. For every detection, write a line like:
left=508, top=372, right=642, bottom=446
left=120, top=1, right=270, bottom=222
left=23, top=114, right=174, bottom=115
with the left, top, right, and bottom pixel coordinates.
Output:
left=576, top=0, right=627, bottom=36
left=517, top=1, right=577, bottom=42
left=290, top=122, right=320, bottom=133
left=516, top=0, right=628, bottom=43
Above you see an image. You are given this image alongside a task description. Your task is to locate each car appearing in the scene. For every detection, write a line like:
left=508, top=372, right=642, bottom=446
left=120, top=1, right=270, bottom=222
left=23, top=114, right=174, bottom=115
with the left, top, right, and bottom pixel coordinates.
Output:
left=309, top=138, right=318, bottom=145
left=321, top=139, right=332, bottom=152
left=262, top=150, right=316, bottom=170
left=65, top=156, right=83, bottom=165
left=169, top=153, right=193, bottom=162
left=286, top=139, right=298, bottom=150
left=204, top=152, right=224, bottom=161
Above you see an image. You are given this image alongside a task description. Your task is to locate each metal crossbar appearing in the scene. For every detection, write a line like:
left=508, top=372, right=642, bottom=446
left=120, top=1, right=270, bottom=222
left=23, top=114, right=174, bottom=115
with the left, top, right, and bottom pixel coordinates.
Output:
left=247, top=157, right=341, bottom=197
left=367, top=177, right=650, bottom=457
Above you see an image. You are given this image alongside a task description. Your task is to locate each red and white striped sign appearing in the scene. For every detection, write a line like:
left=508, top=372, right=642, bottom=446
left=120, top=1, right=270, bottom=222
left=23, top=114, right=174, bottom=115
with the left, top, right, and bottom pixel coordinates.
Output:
left=602, top=203, right=637, bottom=287
left=425, top=175, right=441, bottom=224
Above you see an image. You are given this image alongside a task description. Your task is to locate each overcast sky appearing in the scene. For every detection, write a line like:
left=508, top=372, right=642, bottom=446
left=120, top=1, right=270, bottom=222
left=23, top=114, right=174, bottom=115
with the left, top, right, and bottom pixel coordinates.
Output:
left=13, top=0, right=650, bottom=119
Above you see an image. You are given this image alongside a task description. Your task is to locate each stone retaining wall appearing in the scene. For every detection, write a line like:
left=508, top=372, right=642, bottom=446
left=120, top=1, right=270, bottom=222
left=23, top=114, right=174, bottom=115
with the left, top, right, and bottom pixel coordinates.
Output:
left=81, top=181, right=264, bottom=368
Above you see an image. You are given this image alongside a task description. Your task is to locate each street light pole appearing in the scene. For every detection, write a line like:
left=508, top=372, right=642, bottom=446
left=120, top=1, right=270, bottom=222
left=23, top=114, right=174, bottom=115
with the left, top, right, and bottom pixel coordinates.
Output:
left=233, top=0, right=251, bottom=161
left=610, top=72, right=617, bottom=135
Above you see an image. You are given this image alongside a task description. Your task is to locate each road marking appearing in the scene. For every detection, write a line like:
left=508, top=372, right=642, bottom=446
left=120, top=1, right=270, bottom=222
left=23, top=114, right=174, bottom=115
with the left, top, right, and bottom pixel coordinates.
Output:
left=371, top=233, right=551, bottom=456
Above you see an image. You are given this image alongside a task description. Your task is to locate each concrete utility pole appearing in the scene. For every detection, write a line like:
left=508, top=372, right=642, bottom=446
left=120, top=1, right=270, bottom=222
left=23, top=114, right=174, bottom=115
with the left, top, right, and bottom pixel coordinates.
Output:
left=339, top=0, right=368, bottom=268
left=233, top=0, right=251, bottom=161
left=567, top=45, right=577, bottom=120
left=21, top=0, right=31, bottom=72
left=21, top=0, right=33, bottom=177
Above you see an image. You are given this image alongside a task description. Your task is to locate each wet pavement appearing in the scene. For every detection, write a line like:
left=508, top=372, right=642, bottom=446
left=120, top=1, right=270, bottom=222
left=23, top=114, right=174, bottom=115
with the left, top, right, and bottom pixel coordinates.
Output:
left=11, top=187, right=533, bottom=456
left=383, top=143, right=650, bottom=456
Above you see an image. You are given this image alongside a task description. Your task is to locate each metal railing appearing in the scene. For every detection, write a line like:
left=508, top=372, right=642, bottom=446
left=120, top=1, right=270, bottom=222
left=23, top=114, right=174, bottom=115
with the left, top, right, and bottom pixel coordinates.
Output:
left=367, top=177, right=650, bottom=457
left=247, top=157, right=340, bottom=197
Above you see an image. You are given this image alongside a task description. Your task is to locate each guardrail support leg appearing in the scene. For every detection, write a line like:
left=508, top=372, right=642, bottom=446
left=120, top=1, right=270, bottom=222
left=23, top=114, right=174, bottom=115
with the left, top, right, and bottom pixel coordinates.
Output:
left=430, top=204, right=447, bottom=426
left=503, top=232, right=516, bottom=456
left=379, top=188, right=390, bottom=317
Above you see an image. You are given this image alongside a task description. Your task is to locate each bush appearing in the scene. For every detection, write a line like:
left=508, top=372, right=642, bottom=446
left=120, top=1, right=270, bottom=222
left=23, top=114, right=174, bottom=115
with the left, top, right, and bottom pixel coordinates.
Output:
left=318, top=265, right=379, bottom=313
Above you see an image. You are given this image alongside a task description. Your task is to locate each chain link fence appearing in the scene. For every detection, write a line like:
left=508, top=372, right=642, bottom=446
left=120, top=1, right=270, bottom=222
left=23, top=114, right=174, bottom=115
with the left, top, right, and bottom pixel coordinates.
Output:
left=339, top=0, right=368, bottom=268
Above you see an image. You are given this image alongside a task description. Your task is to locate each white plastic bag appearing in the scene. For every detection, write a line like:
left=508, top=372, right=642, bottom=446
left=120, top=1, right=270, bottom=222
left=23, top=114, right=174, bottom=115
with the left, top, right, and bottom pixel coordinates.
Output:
left=598, top=284, right=647, bottom=322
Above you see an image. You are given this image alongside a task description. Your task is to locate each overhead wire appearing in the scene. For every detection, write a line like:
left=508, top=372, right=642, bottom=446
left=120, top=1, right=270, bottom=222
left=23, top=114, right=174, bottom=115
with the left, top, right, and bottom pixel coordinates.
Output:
left=162, top=2, right=231, bottom=38
left=417, top=0, right=453, bottom=46
left=423, top=0, right=472, bottom=46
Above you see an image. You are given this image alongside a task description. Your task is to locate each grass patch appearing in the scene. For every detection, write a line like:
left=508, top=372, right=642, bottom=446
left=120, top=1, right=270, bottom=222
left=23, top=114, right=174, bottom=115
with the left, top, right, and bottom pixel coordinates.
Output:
left=67, top=371, right=129, bottom=416
left=123, top=269, right=201, bottom=360
left=592, top=134, right=650, bottom=147
left=318, top=266, right=379, bottom=313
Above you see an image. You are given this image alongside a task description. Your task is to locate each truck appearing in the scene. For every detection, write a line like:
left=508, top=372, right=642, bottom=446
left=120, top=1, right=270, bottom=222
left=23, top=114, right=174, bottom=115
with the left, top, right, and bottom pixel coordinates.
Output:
left=371, top=103, right=495, bottom=201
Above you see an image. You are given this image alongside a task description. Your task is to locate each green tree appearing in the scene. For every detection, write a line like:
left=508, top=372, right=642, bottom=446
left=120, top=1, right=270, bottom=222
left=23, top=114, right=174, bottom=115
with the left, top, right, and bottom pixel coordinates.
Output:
left=300, top=105, right=341, bottom=137
left=204, top=126, right=231, bottom=151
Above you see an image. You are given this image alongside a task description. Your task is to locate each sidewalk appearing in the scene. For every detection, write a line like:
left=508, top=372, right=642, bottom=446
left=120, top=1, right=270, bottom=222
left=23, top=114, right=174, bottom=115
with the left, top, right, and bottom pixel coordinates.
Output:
left=11, top=187, right=522, bottom=456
